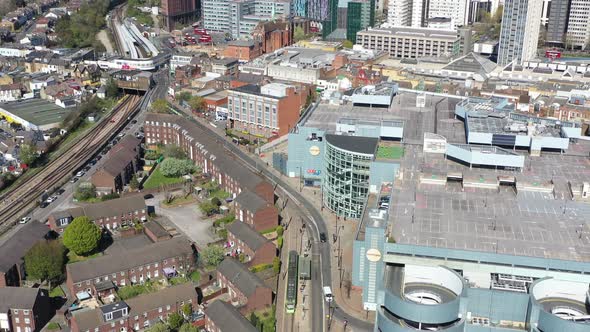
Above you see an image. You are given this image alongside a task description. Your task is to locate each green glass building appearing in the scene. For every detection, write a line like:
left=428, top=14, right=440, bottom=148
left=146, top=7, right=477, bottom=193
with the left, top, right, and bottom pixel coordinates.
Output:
left=346, top=0, right=374, bottom=42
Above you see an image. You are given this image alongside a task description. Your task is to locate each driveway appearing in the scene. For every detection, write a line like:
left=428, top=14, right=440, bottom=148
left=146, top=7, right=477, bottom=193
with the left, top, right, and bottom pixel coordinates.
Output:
left=146, top=193, right=218, bottom=248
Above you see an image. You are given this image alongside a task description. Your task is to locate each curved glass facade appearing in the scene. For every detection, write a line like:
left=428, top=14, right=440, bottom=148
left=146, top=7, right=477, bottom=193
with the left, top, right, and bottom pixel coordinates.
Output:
left=322, top=139, right=372, bottom=219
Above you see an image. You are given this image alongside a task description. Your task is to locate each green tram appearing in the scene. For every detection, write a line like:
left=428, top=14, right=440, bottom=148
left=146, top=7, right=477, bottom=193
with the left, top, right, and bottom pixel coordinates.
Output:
left=285, top=250, right=299, bottom=313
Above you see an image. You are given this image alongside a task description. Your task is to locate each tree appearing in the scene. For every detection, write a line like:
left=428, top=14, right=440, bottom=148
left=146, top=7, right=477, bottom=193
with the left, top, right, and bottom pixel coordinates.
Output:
left=273, top=256, right=281, bottom=274
left=178, top=324, right=197, bottom=332
left=200, top=245, right=225, bottom=267
left=277, top=236, right=283, bottom=249
left=150, top=99, right=169, bottom=113
left=176, top=91, right=192, bottom=102
left=159, top=158, right=196, bottom=177
left=105, top=77, right=119, bottom=99
left=129, top=174, right=140, bottom=190
left=249, top=312, right=259, bottom=328
left=294, top=26, right=306, bottom=42
left=276, top=225, right=284, bottom=236
left=24, top=240, right=66, bottom=287
left=181, top=303, right=193, bottom=318
left=210, top=197, right=221, bottom=207
left=164, top=145, right=187, bottom=159
left=19, top=144, right=37, bottom=166
left=167, top=312, right=184, bottom=330
left=147, top=322, right=169, bottom=332
left=342, top=40, right=354, bottom=49
left=199, top=201, right=217, bottom=216
left=74, top=182, right=97, bottom=201
left=188, top=96, right=206, bottom=113
left=63, top=217, right=102, bottom=256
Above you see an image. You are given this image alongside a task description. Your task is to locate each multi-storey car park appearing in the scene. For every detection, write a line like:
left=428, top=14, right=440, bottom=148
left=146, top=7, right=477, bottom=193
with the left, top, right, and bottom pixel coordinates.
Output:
left=280, top=86, right=590, bottom=331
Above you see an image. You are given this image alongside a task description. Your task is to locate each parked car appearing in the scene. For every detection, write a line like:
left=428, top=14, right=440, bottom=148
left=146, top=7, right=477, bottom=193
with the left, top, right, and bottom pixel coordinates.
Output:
left=56, top=188, right=65, bottom=195
left=40, top=202, right=49, bottom=208
left=19, top=217, right=31, bottom=224
left=70, top=177, right=79, bottom=183
left=83, top=166, right=91, bottom=172
left=320, top=232, right=327, bottom=243
left=76, top=171, right=85, bottom=177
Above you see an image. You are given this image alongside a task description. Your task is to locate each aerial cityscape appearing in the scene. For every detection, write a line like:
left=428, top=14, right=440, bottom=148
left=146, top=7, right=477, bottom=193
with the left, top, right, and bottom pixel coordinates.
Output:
left=0, top=0, right=589, bottom=331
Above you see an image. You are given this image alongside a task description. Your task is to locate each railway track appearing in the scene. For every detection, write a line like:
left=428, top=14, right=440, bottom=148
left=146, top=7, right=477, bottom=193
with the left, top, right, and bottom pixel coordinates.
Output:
left=0, top=94, right=143, bottom=230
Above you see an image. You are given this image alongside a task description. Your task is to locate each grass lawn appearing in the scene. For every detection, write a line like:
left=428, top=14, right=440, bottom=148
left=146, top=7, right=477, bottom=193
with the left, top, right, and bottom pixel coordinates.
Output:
left=46, top=322, right=60, bottom=330
left=250, top=307, right=276, bottom=331
left=209, top=188, right=230, bottom=200
left=377, top=145, right=404, bottom=160
left=143, top=165, right=184, bottom=189
left=169, top=276, right=189, bottom=286
left=49, top=286, right=65, bottom=298
left=162, top=195, right=196, bottom=207
left=118, top=282, right=158, bottom=300
left=67, top=251, right=101, bottom=264
left=189, top=270, right=200, bottom=283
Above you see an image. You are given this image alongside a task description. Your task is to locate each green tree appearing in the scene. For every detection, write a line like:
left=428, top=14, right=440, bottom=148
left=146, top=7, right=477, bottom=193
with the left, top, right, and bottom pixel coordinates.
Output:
left=63, top=217, right=102, bottom=256
left=74, top=182, right=97, bottom=201
left=159, top=158, right=196, bottom=177
left=176, top=91, right=192, bottom=102
left=105, top=78, right=119, bottom=99
left=19, top=144, right=37, bottom=166
left=167, top=312, right=184, bottom=330
left=342, top=40, right=354, bottom=49
left=129, top=174, right=140, bottom=190
left=181, top=303, right=193, bottom=317
left=188, top=96, right=206, bottom=113
left=24, top=240, right=66, bottom=287
left=200, top=245, right=225, bottom=267
left=294, top=26, right=306, bottom=42
left=276, top=225, right=284, bottom=236
left=210, top=197, right=221, bottom=207
left=272, top=256, right=281, bottom=274
left=55, top=0, right=110, bottom=48
left=199, top=201, right=217, bottom=216
left=249, top=312, right=259, bottom=328
left=178, top=324, right=197, bottom=332
left=164, top=145, right=187, bottom=159
left=150, top=99, right=170, bottom=113
left=147, top=322, right=169, bottom=332
left=277, top=236, right=283, bottom=249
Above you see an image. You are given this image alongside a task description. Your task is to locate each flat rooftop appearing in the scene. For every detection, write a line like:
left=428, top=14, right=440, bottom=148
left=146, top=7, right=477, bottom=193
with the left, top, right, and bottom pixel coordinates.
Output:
left=0, top=99, right=76, bottom=127
left=303, top=92, right=446, bottom=134
left=358, top=27, right=458, bottom=40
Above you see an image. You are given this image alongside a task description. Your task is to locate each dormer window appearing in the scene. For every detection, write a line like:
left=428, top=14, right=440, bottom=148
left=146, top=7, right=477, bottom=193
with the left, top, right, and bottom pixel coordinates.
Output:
left=104, top=312, right=113, bottom=321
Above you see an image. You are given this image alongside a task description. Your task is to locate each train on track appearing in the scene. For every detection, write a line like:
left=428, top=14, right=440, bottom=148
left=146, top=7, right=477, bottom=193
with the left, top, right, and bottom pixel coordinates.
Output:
left=285, top=250, right=299, bottom=314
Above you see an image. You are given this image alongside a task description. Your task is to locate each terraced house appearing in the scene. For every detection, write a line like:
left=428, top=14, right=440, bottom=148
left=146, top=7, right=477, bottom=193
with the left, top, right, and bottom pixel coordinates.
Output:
left=144, top=114, right=278, bottom=231
left=66, top=238, right=195, bottom=297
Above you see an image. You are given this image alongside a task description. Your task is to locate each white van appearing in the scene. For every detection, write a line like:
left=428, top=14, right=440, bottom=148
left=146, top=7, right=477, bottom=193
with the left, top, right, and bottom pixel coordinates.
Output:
left=323, top=286, right=333, bottom=302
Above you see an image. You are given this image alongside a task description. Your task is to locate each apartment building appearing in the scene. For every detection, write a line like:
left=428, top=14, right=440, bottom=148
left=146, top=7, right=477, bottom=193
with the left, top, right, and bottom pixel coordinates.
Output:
left=203, top=0, right=290, bottom=39
left=546, top=0, right=572, bottom=46
left=226, top=221, right=276, bottom=265
left=65, top=238, right=194, bottom=296
left=387, top=0, right=469, bottom=28
left=357, top=27, right=460, bottom=59
left=143, top=114, right=275, bottom=204
left=566, top=0, right=590, bottom=50
left=160, top=0, right=200, bottom=31
left=46, top=195, right=147, bottom=232
left=497, top=0, right=543, bottom=65
left=0, top=288, right=52, bottom=332
left=91, top=135, right=142, bottom=195
left=216, top=258, right=273, bottom=313
left=69, top=283, right=198, bottom=332
left=227, top=83, right=305, bottom=138
left=204, top=300, right=257, bottom=332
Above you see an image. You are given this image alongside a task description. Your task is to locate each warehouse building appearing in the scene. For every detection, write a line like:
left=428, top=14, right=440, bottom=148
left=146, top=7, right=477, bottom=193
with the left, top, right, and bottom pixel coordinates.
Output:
left=0, top=99, right=77, bottom=131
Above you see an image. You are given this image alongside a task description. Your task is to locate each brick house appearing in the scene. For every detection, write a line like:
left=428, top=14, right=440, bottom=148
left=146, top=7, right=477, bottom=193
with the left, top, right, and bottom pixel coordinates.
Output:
left=0, top=221, right=51, bottom=288
left=66, top=238, right=195, bottom=297
left=233, top=191, right=278, bottom=232
left=223, top=40, right=262, bottom=62
left=204, top=300, right=257, bottom=332
left=144, top=114, right=276, bottom=206
left=226, top=83, right=308, bottom=138
left=47, top=195, right=147, bottom=232
left=69, top=283, right=198, bottom=332
left=226, top=222, right=276, bottom=265
left=0, top=287, right=53, bottom=332
left=216, top=258, right=273, bottom=313
left=91, top=135, right=142, bottom=195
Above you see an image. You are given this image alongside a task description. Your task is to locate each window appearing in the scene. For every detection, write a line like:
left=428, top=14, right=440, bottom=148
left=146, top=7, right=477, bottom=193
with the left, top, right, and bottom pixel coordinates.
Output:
left=105, top=312, right=113, bottom=321
left=159, top=307, right=163, bottom=313
left=13, top=310, right=18, bottom=314
left=24, top=318, right=30, bottom=325
left=15, top=318, right=19, bottom=324
left=135, top=315, right=139, bottom=321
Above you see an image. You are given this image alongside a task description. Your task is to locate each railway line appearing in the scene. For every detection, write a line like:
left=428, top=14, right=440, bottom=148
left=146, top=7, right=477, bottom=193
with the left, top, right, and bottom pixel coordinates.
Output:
left=0, top=93, right=145, bottom=230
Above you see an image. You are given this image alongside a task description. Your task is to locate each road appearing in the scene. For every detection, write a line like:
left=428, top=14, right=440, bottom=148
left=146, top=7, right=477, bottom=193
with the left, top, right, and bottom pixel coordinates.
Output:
left=169, top=106, right=373, bottom=332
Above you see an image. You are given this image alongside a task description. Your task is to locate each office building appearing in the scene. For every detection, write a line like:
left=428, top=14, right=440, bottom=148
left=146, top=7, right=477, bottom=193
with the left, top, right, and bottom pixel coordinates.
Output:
left=203, top=0, right=290, bottom=39
left=346, top=0, right=375, bottom=42
left=566, top=0, right=590, bottom=50
left=357, top=27, right=460, bottom=59
left=387, top=0, right=469, bottom=29
left=497, top=0, right=543, bottom=65
left=160, top=0, right=200, bottom=31
left=546, top=0, right=572, bottom=46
